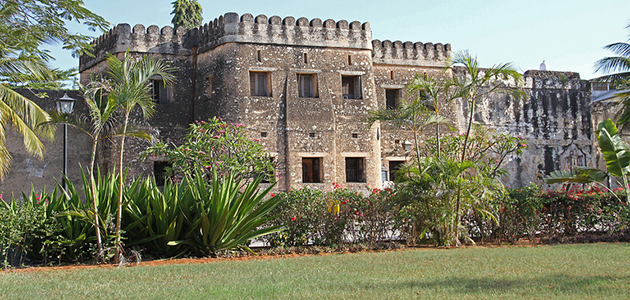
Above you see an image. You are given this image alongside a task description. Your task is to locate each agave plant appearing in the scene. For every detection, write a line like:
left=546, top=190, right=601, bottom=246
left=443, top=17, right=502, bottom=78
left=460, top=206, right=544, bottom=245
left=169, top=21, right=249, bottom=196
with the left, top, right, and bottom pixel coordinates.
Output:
left=169, top=172, right=283, bottom=256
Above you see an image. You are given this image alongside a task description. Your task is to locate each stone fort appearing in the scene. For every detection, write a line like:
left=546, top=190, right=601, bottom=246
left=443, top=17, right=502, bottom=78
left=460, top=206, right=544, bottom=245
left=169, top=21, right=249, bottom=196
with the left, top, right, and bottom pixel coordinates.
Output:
left=0, top=12, right=595, bottom=194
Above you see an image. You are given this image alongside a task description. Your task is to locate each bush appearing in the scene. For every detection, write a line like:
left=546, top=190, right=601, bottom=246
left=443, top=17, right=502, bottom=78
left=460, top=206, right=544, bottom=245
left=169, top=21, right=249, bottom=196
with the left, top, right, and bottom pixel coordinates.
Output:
left=266, top=185, right=399, bottom=247
left=0, top=200, right=63, bottom=269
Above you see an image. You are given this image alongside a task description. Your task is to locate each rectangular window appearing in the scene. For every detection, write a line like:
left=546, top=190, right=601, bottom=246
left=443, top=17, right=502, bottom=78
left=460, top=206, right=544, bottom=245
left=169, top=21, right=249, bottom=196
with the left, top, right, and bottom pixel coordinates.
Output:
left=154, top=161, right=172, bottom=186
left=346, top=157, right=365, bottom=183
left=151, top=79, right=170, bottom=104
left=298, top=74, right=317, bottom=98
left=342, top=75, right=361, bottom=99
left=386, top=89, right=400, bottom=109
left=250, top=71, right=271, bottom=96
left=302, top=157, right=322, bottom=183
left=389, top=161, right=404, bottom=182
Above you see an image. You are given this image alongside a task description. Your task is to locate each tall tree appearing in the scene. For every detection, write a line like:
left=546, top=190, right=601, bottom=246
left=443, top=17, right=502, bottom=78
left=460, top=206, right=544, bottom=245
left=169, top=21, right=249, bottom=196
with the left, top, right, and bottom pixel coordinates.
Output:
left=0, top=0, right=108, bottom=180
left=448, top=51, right=524, bottom=246
left=594, top=22, right=630, bottom=125
left=171, top=0, right=203, bottom=30
left=105, top=53, right=175, bottom=263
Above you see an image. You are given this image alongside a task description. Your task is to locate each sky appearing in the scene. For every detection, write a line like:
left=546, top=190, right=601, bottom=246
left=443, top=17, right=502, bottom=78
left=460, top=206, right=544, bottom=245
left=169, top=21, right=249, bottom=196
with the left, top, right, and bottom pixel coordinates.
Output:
left=46, top=0, right=630, bottom=80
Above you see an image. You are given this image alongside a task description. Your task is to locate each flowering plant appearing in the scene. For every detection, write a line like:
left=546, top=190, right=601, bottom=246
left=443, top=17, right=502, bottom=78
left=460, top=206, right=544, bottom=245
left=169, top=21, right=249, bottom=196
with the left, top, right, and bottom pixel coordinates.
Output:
left=142, top=117, right=274, bottom=183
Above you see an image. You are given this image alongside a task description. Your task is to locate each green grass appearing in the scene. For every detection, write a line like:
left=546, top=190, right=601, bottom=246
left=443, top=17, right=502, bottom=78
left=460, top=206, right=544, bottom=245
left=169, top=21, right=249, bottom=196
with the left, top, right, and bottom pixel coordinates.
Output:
left=1, top=244, right=629, bottom=299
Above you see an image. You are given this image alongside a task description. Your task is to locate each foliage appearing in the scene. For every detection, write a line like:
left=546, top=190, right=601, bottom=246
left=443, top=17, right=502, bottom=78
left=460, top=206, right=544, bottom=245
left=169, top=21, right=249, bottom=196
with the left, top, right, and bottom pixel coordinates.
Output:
left=0, top=201, right=62, bottom=269
left=171, top=0, right=203, bottom=30
left=104, top=52, right=175, bottom=263
left=143, top=117, right=274, bottom=183
left=267, top=185, right=398, bottom=247
left=0, top=0, right=107, bottom=179
left=168, top=172, right=283, bottom=256
left=544, top=119, right=630, bottom=203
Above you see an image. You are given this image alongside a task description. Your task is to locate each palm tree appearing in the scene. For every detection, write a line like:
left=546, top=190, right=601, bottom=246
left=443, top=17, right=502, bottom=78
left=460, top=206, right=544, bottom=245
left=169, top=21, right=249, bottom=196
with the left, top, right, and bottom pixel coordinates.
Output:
left=449, top=51, right=525, bottom=163
left=406, top=73, right=456, bottom=158
left=105, top=53, right=175, bottom=263
left=448, top=51, right=524, bottom=246
left=595, top=22, right=630, bottom=125
left=46, top=78, right=153, bottom=261
left=0, top=53, right=55, bottom=180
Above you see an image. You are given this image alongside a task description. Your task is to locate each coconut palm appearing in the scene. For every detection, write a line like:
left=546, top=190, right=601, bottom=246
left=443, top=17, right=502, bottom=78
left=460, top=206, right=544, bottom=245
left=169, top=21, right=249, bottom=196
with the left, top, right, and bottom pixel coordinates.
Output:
left=105, top=53, right=175, bottom=263
left=594, top=23, right=630, bottom=125
left=595, top=23, right=630, bottom=80
left=0, top=53, right=55, bottom=180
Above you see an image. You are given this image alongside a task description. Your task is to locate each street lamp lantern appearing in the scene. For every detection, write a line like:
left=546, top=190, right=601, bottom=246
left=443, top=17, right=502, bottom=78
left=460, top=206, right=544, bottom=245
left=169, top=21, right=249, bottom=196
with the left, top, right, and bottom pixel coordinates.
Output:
left=56, top=93, right=75, bottom=193
left=56, top=93, right=75, bottom=114
left=403, top=140, right=412, bottom=151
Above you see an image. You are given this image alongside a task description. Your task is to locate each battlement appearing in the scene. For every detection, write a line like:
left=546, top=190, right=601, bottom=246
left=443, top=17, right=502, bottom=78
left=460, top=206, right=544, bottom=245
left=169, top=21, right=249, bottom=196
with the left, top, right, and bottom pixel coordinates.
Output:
left=79, top=23, right=190, bottom=72
left=189, top=12, right=372, bottom=52
left=372, top=40, right=451, bottom=67
left=80, top=12, right=373, bottom=72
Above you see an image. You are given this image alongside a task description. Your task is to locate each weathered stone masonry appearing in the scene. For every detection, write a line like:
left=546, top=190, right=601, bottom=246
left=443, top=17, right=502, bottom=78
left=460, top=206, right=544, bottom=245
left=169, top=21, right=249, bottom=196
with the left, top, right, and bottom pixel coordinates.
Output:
left=0, top=12, right=594, bottom=195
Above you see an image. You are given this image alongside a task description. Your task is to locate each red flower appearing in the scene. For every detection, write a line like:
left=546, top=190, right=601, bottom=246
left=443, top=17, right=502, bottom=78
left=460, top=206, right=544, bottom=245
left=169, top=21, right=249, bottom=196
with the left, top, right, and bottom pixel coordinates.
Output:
left=270, top=193, right=276, bottom=197
left=291, top=217, right=296, bottom=221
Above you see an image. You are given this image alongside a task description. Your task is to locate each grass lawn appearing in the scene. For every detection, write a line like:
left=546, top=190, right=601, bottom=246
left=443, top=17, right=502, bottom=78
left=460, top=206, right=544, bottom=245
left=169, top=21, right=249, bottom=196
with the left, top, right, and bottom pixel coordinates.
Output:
left=1, top=243, right=629, bottom=299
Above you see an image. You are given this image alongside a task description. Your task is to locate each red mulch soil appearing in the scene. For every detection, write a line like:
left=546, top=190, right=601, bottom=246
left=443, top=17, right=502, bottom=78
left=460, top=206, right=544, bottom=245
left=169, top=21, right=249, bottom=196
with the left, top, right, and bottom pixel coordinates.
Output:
left=0, top=241, right=548, bottom=274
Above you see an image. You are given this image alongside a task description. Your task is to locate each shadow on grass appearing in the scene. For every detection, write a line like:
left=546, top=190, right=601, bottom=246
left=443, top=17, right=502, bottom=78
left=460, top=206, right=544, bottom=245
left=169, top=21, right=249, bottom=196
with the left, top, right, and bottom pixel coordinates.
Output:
left=357, top=274, right=629, bottom=295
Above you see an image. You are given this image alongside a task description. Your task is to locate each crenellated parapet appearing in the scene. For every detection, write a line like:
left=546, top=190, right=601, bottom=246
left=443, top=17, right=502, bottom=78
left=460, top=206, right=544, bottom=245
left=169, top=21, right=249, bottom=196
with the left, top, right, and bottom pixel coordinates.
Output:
left=372, top=40, right=451, bottom=67
left=79, top=23, right=190, bottom=72
left=189, top=12, right=372, bottom=52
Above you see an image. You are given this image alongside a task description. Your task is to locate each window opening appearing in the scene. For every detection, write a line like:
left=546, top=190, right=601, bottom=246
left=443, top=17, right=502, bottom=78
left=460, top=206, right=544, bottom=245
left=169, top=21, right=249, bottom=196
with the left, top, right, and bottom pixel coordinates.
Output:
left=303, top=53, right=308, bottom=64
left=389, top=161, right=404, bottom=182
left=352, top=133, right=358, bottom=138
left=302, top=157, right=322, bottom=183
left=342, top=75, right=361, bottom=99
left=386, top=89, right=400, bottom=109
left=151, top=79, right=170, bottom=104
left=257, top=50, right=262, bottom=62
left=346, top=157, right=365, bottom=183
left=261, top=132, right=268, bottom=138
left=250, top=71, right=271, bottom=96
left=154, top=161, right=172, bottom=186
left=309, top=132, right=315, bottom=138
left=348, top=55, right=352, bottom=65
left=298, top=74, right=317, bottom=98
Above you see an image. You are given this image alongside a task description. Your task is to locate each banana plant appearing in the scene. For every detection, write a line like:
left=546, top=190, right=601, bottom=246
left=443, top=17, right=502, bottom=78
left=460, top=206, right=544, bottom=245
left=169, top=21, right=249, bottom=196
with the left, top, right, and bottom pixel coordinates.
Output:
left=544, top=119, right=630, bottom=203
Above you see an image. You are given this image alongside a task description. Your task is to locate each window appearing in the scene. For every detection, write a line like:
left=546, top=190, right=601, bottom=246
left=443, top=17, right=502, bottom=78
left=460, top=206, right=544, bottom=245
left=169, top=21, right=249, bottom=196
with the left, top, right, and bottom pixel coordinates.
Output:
left=154, top=161, right=172, bottom=186
left=592, top=82, right=610, bottom=91
left=298, top=74, right=317, bottom=98
left=303, top=53, right=308, bottom=64
left=250, top=72, right=271, bottom=96
left=346, top=157, right=365, bottom=183
left=389, top=161, right=404, bottom=182
left=386, top=89, right=400, bottom=109
left=342, top=75, right=361, bottom=99
left=351, top=133, right=358, bottom=138
left=257, top=50, right=262, bottom=62
left=261, top=132, right=268, bottom=138
left=151, top=79, right=170, bottom=104
left=309, top=132, right=315, bottom=138
left=348, top=55, right=352, bottom=65
left=390, top=70, right=394, bottom=79
left=302, top=158, right=322, bottom=183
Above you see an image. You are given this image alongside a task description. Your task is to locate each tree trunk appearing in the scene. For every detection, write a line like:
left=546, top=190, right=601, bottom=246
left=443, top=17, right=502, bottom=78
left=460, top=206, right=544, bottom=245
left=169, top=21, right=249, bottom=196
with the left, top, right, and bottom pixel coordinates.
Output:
left=114, top=112, right=130, bottom=264
left=89, top=138, right=103, bottom=262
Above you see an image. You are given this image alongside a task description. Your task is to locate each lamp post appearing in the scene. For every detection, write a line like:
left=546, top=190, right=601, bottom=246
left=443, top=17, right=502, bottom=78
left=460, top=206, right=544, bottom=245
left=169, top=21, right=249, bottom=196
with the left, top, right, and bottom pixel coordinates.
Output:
left=57, top=93, right=75, bottom=192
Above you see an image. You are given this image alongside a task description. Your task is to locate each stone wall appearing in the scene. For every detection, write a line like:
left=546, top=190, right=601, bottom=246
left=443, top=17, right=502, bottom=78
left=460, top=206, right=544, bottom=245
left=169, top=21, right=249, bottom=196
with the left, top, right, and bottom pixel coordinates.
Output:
left=0, top=90, right=92, bottom=197
left=460, top=70, right=593, bottom=187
